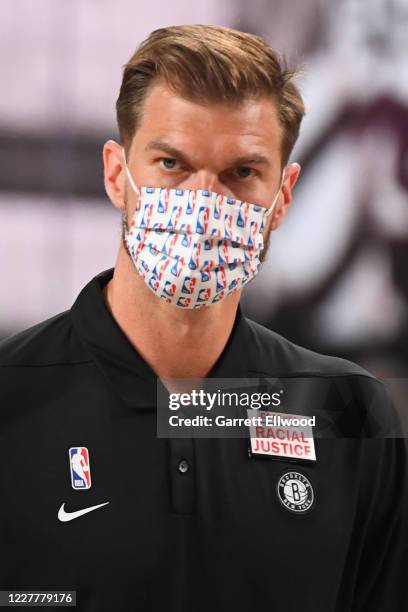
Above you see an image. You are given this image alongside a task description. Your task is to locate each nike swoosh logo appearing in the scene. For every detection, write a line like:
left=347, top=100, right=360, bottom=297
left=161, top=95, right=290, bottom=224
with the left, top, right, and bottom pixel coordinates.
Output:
left=58, top=501, right=110, bottom=522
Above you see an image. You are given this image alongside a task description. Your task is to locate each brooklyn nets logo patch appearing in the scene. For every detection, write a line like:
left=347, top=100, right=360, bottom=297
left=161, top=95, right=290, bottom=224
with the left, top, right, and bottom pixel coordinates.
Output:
left=276, top=471, right=315, bottom=514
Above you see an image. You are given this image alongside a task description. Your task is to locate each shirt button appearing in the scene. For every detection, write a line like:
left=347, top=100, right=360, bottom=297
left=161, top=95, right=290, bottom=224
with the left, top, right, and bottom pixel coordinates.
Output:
left=178, top=459, right=189, bottom=474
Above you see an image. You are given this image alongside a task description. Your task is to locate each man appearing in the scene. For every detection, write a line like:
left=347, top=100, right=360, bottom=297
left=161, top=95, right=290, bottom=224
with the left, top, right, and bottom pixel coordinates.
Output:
left=0, top=24, right=406, bottom=612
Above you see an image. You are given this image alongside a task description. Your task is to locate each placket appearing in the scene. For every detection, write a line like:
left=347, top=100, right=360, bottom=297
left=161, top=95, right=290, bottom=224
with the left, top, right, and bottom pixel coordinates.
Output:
left=167, top=437, right=195, bottom=515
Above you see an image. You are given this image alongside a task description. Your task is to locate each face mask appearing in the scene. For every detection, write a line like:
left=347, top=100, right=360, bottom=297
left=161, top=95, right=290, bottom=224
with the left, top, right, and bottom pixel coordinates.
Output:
left=123, top=157, right=284, bottom=308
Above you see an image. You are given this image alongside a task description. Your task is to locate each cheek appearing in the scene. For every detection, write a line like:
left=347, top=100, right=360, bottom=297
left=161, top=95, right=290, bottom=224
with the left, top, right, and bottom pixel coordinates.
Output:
left=242, top=184, right=276, bottom=210
left=125, top=154, right=159, bottom=186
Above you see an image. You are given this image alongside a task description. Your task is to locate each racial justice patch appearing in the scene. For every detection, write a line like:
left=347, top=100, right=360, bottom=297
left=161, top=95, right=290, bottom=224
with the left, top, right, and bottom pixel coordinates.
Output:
left=247, top=410, right=316, bottom=462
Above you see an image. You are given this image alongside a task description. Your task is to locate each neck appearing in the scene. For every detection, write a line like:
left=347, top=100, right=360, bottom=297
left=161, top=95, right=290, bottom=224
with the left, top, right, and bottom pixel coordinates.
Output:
left=103, top=244, right=241, bottom=379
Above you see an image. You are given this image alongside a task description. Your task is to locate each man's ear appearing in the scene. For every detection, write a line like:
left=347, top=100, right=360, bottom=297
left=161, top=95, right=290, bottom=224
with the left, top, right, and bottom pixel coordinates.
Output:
left=103, top=139, right=126, bottom=210
left=269, top=162, right=301, bottom=231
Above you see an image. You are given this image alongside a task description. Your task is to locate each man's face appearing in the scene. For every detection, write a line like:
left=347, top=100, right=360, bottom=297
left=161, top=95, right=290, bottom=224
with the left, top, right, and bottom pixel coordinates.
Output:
left=104, top=80, right=300, bottom=257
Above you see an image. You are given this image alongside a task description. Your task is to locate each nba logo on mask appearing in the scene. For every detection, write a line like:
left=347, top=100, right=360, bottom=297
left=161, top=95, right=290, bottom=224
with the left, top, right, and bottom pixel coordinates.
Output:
left=69, top=447, right=92, bottom=490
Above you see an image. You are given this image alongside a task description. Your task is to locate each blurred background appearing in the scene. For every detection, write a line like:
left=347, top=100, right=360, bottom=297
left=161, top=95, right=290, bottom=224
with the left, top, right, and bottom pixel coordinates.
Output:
left=0, top=0, right=407, bottom=381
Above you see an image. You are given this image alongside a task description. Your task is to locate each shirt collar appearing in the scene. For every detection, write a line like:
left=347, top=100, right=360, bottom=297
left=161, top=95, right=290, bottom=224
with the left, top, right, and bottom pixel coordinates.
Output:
left=70, top=268, right=252, bottom=410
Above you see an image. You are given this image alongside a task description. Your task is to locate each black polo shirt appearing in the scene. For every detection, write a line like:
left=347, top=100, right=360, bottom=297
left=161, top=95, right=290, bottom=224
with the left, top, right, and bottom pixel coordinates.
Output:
left=0, top=268, right=406, bottom=612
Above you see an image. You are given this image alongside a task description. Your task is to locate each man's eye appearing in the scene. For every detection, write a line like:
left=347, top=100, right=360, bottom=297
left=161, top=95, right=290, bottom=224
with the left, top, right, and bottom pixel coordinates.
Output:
left=234, top=166, right=254, bottom=179
left=159, top=158, right=179, bottom=170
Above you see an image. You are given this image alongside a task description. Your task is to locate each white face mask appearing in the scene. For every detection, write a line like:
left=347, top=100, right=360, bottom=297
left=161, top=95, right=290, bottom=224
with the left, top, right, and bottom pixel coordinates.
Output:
left=123, top=157, right=284, bottom=308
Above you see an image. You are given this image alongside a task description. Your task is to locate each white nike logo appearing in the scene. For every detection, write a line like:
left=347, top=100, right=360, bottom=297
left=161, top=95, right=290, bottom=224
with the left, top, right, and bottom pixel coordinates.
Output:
left=58, top=501, right=110, bottom=522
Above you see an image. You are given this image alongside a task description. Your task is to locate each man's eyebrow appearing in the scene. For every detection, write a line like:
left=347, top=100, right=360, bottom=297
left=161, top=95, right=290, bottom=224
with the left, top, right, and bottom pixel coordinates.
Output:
left=144, top=140, right=190, bottom=164
left=144, top=139, right=271, bottom=167
left=231, top=154, right=271, bottom=166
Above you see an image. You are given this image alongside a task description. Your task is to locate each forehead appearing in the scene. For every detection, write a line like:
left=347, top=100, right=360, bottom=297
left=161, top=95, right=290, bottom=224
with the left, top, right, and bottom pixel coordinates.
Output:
left=131, top=82, right=282, bottom=162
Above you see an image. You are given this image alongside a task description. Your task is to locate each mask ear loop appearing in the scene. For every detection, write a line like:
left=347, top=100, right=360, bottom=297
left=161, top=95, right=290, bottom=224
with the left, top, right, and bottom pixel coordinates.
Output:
left=264, top=169, right=285, bottom=218
left=122, top=149, right=142, bottom=210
